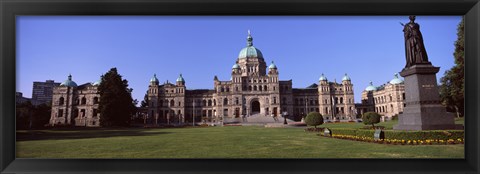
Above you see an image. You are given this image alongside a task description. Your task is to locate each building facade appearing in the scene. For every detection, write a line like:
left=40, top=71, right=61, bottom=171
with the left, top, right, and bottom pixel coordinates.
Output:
left=32, top=80, right=60, bottom=105
left=356, top=73, right=406, bottom=120
left=147, top=32, right=356, bottom=124
left=49, top=75, right=101, bottom=127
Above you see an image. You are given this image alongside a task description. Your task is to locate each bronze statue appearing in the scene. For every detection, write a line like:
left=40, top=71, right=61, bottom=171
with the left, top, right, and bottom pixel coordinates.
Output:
left=402, top=16, right=429, bottom=68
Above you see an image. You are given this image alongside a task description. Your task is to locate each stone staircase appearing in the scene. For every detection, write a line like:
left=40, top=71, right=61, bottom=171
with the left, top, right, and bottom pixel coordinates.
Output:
left=222, top=113, right=294, bottom=125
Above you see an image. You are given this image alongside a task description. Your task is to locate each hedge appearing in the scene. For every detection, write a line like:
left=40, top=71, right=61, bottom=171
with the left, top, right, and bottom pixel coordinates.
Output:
left=328, top=128, right=464, bottom=141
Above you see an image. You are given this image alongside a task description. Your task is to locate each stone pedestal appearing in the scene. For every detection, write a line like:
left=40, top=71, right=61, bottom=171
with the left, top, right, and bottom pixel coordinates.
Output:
left=393, top=64, right=463, bottom=130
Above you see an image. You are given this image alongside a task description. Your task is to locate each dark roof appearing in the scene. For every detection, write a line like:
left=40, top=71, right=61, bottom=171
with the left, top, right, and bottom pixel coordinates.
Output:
left=292, top=88, right=317, bottom=94
left=186, top=89, right=215, bottom=95
left=306, top=83, right=318, bottom=89
left=77, top=83, right=93, bottom=90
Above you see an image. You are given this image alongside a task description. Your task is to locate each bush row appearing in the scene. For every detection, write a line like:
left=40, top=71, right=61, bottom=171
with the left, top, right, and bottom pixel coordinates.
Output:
left=327, top=128, right=464, bottom=141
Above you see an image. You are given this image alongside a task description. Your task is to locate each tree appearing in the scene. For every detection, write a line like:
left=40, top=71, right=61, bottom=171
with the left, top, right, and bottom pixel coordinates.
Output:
left=305, top=112, right=324, bottom=128
left=98, top=68, right=136, bottom=127
left=140, top=93, right=149, bottom=108
left=362, top=112, right=381, bottom=129
left=439, top=17, right=464, bottom=117
left=16, top=101, right=52, bottom=129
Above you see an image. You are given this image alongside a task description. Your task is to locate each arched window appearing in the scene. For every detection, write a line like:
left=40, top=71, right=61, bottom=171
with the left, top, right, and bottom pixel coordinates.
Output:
left=81, top=97, right=86, bottom=105
left=221, top=87, right=225, bottom=92
left=59, top=97, right=65, bottom=105
left=214, top=99, right=216, bottom=106
left=273, top=97, right=277, bottom=104
left=202, top=100, right=207, bottom=106
left=340, top=97, right=343, bottom=104
left=254, top=86, right=257, bottom=91
left=226, top=87, right=230, bottom=92
left=264, top=85, right=268, bottom=91
left=208, top=100, right=212, bottom=106
left=249, top=86, right=252, bottom=91
left=170, top=100, right=175, bottom=107
left=223, top=98, right=228, bottom=105
left=93, top=97, right=99, bottom=104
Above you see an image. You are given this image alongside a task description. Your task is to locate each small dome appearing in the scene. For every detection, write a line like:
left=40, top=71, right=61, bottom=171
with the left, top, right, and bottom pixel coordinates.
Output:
left=176, top=74, right=185, bottom=82
left=319, top=73, right=328, bottom=81
left=389, top=73, right=404, bottom=85
left=92, top=78, right=102, bottom=86
left=232, top=64, right=240, bottom=69
left=238, top=30, right=264, bottom=59
left=60, top=74, right=78, bottom=87
left=342, top=73, right=351, bottom=81
left=365, top=81, right=377, bottom=91
left=150, top=74, right=159, bottom=83
left=268, top=61, right=277, bottom=69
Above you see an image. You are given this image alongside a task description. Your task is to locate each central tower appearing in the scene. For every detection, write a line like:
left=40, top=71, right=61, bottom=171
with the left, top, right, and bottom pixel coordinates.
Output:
left=236, top=30, right=267, bottom=77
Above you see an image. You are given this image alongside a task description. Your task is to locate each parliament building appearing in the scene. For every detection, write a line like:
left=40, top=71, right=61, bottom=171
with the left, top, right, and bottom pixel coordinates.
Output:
left=146, top=32, right=356, bottom=124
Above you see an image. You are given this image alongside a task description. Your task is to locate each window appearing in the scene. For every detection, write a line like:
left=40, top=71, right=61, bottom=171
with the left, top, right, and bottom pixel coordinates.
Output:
left=223, top=98, right=228, bottom=105
left=208, top=100, right=212, bottom=106
left=81, top=97, right=87, bottom=105
left=58, top=109, right=64, bottom=117
left=170, top=100, right=175, bottom=107
left=235, top=97, right=239, bottom=105
left=59, top=97, right=64, bottom=105
left=93, top=97, right=99, bottom=104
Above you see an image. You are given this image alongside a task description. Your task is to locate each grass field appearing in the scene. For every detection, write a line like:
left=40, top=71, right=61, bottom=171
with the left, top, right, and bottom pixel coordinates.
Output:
left=16, top=119, right=464, bottom=158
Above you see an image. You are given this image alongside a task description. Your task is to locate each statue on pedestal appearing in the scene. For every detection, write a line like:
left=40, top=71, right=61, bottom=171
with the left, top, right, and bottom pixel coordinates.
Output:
left=403, top=16, right=430, bottom=68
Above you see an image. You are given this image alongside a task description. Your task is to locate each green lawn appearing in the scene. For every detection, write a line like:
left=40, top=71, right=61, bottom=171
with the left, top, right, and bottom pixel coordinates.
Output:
left=17, top=121, right=464, bottom=158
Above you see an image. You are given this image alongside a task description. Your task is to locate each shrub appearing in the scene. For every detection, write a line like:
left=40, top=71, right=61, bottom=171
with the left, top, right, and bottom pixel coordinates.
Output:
left=362, top=112, right=381, bottom=129
left=305, top=112, right=324, bottom=128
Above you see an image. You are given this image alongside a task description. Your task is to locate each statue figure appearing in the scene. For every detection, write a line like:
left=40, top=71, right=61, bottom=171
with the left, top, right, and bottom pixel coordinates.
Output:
left=402, top=16, right=429, bottom=68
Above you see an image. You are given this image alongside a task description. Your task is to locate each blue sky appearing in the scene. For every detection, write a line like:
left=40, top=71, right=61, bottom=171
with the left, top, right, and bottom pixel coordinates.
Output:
left=16, top=16, right=462, bottom=104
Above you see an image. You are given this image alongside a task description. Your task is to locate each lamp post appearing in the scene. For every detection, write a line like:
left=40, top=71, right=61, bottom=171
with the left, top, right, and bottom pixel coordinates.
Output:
left=193, top=100, right=195, bottom=126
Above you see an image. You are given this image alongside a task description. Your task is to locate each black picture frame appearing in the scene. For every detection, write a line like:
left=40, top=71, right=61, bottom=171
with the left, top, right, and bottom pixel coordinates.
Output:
left=1, top=0, right=479, bottom=173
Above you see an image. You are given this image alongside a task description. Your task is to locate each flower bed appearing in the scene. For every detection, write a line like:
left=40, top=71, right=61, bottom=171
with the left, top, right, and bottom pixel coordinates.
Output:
left=318, top=128, right=464, bottom=145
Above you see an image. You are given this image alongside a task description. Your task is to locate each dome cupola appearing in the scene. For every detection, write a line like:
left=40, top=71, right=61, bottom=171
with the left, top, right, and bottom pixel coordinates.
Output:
left=319, top=73, right=328, bottom=81
left=365, top=81, right=377, bottom=91
left=268, top=61, right=277, bottom=69
left=232, top=64, right=240, bottom=69
left=176, top=74, right=185, bottom=82
left=60, top=74, right=78, bottom=87
left=342, top=73, right=351, bottom=81
left=92, top=77, right=102, bottom=86
left=150, top=74, right=159, bottom=84
left=389, top=73, right=404, bottom=85
left=238, top=30, right=264, bottom=59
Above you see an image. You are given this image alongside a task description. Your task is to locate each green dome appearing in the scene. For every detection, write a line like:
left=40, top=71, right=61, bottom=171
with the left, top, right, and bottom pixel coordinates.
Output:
left=238, top=30, right=264, bottom=59
left=60, top=74, right=78, bottom=87
left=92, top=78, right=101, bottom=86
left=150, top=74, right=159, bottom=83
left=389, top=73, right=404, bottom=85
left=342, top=73, right=351, bottom=81
left=232, top=64, right=240, bottom=69
left=176, top=74, right=185, bottom=82
left=319, top=73, right=327, bottom=81
left=365, top=81, right=377, bottom=91
left=268, top=61, right=277, bottom=69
